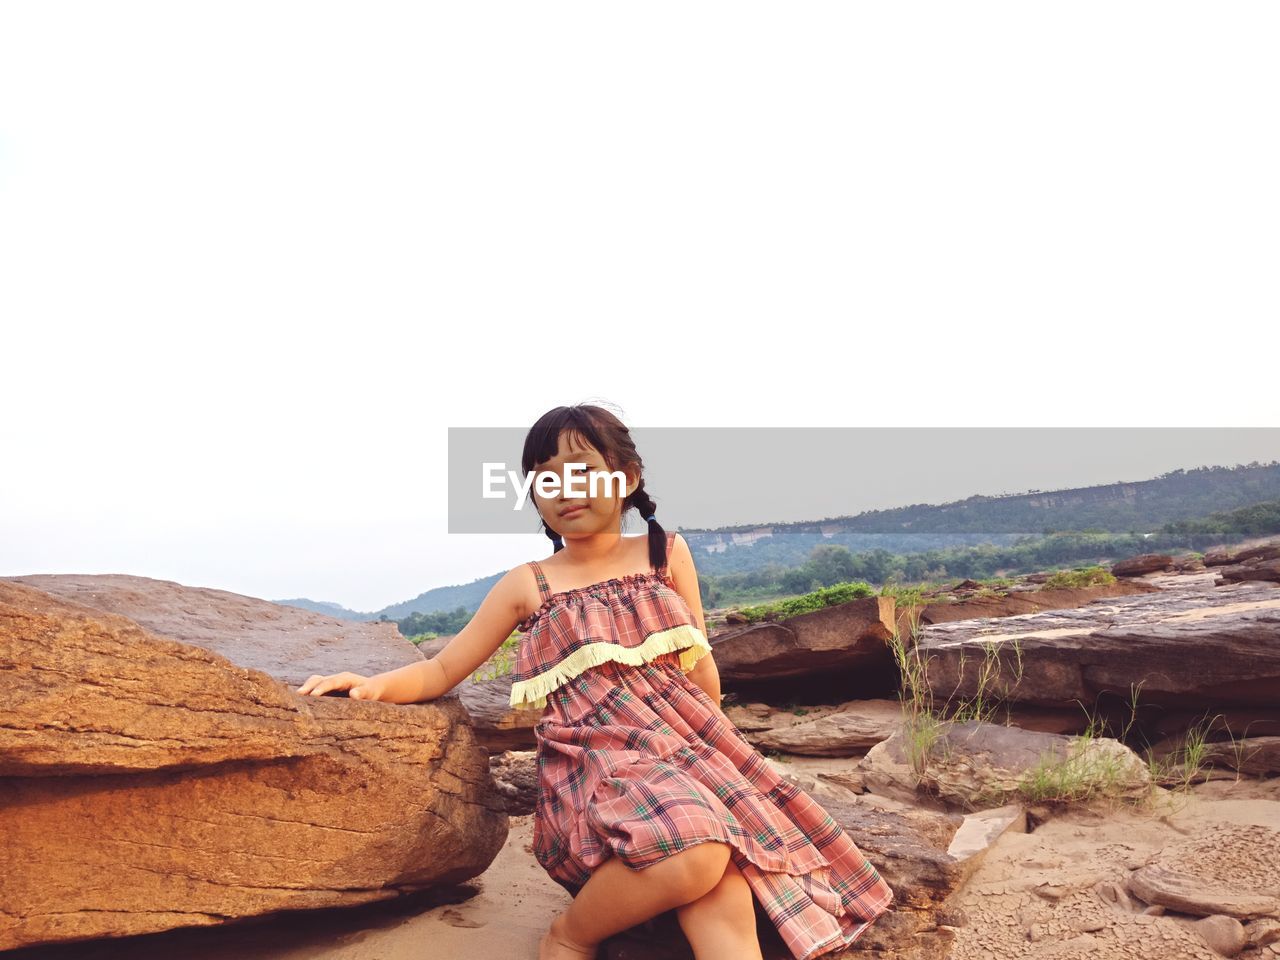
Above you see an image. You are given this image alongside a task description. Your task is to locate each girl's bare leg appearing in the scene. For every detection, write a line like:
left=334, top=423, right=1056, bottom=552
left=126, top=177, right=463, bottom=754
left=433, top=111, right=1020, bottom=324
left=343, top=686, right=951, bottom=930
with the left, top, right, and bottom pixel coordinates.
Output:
left=539, top=840, right=732, bottom=959
left=675, top=857, right=764, bottom=960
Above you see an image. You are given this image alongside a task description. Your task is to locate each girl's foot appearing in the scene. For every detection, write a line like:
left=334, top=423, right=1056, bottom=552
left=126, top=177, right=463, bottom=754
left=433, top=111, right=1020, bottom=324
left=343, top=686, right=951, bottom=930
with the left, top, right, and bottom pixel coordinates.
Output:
left=537, top=912, right=596, bottom=960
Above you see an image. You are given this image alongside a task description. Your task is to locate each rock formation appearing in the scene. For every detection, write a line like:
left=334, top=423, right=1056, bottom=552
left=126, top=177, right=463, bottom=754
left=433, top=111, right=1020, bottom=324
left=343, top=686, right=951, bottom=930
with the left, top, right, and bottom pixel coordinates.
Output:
left=0, top=578, right=506, bottom=950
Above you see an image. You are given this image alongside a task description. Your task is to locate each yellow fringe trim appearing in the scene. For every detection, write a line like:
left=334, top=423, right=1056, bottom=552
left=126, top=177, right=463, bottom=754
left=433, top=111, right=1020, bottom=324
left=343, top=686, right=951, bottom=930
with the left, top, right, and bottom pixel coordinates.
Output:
left=509, top=623, right=713, bottom=711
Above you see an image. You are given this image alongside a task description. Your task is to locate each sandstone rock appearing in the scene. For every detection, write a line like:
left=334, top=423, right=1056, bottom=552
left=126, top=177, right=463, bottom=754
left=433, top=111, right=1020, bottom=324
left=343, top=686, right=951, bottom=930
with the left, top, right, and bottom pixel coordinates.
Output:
left=1128, top=864, right=1280, bottom=920
left=858, top=720, right=1150, bottom=812
left=1229, top=543, right=1280, bottom=564
left=0, top=580, right=506, bottom=950
left=1204, top=541, right=1280, bottom=570
left=1196, top=737, right=1280, bottom=777
left=895, top=577, right=1157, bottom=635
left=0, top=572, right=420, bottom=687
left=749, top=699, right=902, bottom=757
left=1191, top=915, right=1248, bottom=957
left=1247, top=918, right=1280, bottom=948
left=915, top=578, right=1280, bottom=711
left=708, top=596, right=897, bottom=684
left=1217, top=557, right=1280, bottom=585
left=456, top=674, right=539, bottom=753
left=1112, top=554, right=1176, bottom=577
left=489, top=748, right=539, bottom=814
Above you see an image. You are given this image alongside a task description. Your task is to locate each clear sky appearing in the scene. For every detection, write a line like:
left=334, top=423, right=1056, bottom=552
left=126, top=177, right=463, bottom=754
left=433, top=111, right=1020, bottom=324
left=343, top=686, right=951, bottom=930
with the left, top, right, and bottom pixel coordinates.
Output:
left=1, top=2, right=1276, bottom=613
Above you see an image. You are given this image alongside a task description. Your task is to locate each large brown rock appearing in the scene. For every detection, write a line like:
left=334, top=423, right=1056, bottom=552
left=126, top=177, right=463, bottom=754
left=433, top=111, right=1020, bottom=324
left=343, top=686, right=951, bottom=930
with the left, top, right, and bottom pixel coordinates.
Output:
left=895, top=578, right=1158, bottom=638
left=456, top=674, right=539, bottom=752
left=1204, top=541, right=1280, bottom=567
left=858, top=720, right=1151, bottom=812
left=1112, top=553, right=1176, bottom=577
left=0, top=572, right=421, bottom=687
left=709, top=596, right=898, bottom=684
left=0, top=579, right=507, bottom=950
left=743, top=699, right=903, bottom=757
left=915, top=576, right=1280, bottom=711
left=403, top=633, right=541, bottom=753
left=1217, top=557, right=1280, bottom=585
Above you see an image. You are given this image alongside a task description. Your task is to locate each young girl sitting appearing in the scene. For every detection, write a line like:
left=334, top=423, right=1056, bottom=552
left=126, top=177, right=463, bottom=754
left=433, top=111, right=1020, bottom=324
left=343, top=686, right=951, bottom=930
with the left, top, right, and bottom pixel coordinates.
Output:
left=297, top=403, right=894, bottom=960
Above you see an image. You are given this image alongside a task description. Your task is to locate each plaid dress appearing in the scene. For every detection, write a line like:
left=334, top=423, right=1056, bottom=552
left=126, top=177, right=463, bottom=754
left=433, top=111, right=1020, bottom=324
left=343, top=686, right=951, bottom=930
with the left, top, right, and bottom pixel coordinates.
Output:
left=509, top=532, right=895, bottom=960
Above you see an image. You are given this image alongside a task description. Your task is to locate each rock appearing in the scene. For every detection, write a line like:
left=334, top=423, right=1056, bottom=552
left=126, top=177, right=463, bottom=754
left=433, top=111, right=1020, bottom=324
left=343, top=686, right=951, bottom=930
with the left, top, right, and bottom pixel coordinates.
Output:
left=1203, top=542, right=1280, bottom=581
left=489, top=749, right=539, bottom=814
left=1198, top=736, right=1280, bottom=776
left=0, top=574, right=548, bottom=756
left=748, top=699, right=902, bottom=757
left=1228, top=543, right=1280, bottom=565
left=0, top=580, right=506, bottom=950
left=456, top=674, right=539, bottom=752
left=997, top=704, right=1098, bottom=735
left=708, top=596, right=898, bottom=684
left=915, top=578, right=1280, bottom=711
left=897, top=578, right=1157, bottom=632
left=1148, top=708, right=1280, bottom=743
left=1191, top=915, right=1248, bottom=957
left=857, top=720, right=1151, bottom=811
left=1112, top=554, right=1176, bottom=577
left=1217, top=557, right=1280, bottom=585
left=0, top=572, right=420, bottom=687
left=1127, top=864, right=1280, bottom=920
left=1247, top=918, right=1280, bottom=948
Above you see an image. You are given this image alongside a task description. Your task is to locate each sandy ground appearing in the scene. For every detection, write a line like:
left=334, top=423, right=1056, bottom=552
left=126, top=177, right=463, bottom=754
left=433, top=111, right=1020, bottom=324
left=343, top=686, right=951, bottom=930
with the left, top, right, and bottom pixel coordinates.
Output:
left=949, top=777, right=1280, bottom=959
left=10, top=813, right=573, bottom=960
left=11, top=780, right=1280, bottom=960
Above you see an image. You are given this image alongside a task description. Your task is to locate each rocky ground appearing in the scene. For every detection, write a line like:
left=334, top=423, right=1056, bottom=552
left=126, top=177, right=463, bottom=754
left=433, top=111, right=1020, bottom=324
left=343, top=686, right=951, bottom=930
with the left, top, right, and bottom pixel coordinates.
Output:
left=4, top=538, right=1279, bottom=958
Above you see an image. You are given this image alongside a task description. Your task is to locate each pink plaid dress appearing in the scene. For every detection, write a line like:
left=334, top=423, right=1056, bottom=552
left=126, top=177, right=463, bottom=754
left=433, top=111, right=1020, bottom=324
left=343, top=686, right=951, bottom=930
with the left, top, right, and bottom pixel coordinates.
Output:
left=509, top=531, right=895, bottom=960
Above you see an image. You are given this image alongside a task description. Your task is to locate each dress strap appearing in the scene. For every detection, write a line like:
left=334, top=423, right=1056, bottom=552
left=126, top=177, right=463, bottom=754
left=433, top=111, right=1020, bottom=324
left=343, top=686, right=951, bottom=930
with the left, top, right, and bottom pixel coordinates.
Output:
left=527, top=560, right=553, bottom=603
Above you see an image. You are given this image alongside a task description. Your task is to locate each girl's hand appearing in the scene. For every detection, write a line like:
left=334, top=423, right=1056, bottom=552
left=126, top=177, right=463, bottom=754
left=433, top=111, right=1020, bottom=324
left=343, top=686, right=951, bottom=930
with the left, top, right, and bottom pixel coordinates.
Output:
left=295, top=672, right=381, bottom=700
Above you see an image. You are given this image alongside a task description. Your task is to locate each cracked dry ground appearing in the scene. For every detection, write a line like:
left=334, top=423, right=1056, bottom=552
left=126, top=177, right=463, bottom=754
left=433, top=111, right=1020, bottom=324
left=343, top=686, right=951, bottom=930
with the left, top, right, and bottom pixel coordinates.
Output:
left=948, top=779, right=1280, bottom=959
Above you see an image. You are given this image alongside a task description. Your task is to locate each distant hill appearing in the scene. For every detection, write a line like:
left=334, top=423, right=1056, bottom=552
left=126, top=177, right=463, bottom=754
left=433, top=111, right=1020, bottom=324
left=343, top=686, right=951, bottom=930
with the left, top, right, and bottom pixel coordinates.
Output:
left=374, top=571, right=505, bottom=620
left=680, top=461, right=1280, bottom=575
left=273, top=569, right=507, bottom=623
left=279, top=459, right=1280, bottom=621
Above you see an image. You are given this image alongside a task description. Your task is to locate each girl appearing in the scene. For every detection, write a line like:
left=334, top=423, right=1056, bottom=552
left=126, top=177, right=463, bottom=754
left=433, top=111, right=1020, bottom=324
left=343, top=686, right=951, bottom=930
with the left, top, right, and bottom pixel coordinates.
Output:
left=297, top=404, right=894, bottom=960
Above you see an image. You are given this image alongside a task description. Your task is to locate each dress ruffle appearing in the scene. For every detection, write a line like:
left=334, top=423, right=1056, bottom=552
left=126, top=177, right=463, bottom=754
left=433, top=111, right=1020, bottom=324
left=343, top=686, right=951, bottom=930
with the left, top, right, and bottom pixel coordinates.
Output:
left=510, top=623, right=711, bottom=710
left=510, top=572, right=712, bottom=711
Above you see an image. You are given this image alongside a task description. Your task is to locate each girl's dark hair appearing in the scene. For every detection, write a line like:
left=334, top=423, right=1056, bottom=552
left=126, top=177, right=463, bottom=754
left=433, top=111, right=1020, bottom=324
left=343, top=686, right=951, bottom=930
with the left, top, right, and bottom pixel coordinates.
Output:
left=521, top=403, right=668, bottom=573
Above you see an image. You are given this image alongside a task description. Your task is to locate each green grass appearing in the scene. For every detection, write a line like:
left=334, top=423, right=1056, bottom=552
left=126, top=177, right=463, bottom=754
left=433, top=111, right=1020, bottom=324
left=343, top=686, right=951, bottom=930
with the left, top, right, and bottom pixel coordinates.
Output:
left=734, top=580, right=878, bottom=623
left=1042, top=565, right=1117, bottom=589
left=469, top=630, right=521, bottom=682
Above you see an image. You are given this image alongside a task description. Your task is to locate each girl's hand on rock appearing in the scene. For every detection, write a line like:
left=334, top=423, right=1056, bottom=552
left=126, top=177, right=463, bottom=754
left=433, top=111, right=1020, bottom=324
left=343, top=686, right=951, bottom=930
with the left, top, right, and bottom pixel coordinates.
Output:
left=295, top=672, right=379, bottom=700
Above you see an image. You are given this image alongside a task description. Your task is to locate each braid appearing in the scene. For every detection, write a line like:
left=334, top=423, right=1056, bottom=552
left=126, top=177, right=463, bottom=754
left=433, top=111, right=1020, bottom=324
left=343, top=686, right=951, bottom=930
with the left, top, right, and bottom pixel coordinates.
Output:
left=628, top=482, right=667, bottom=573
left=541, top=517, right=564, bottom=553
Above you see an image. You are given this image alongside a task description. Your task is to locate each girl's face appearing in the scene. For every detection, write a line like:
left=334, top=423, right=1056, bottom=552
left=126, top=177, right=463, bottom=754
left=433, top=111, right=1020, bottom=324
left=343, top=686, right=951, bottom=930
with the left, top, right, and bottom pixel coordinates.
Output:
left=531, top=431, right=638, bottom=540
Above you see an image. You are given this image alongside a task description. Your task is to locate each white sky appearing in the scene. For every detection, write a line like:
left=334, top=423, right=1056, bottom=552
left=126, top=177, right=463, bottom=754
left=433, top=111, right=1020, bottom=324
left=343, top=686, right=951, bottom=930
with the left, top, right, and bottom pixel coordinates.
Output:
left=1, top=2, right=1276, bottom=613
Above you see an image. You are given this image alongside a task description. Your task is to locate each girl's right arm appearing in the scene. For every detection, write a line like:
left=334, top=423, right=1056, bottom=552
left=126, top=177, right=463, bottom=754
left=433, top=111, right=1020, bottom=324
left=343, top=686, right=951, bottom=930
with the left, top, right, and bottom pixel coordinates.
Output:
left=296, top=566, right=530, bottom=704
